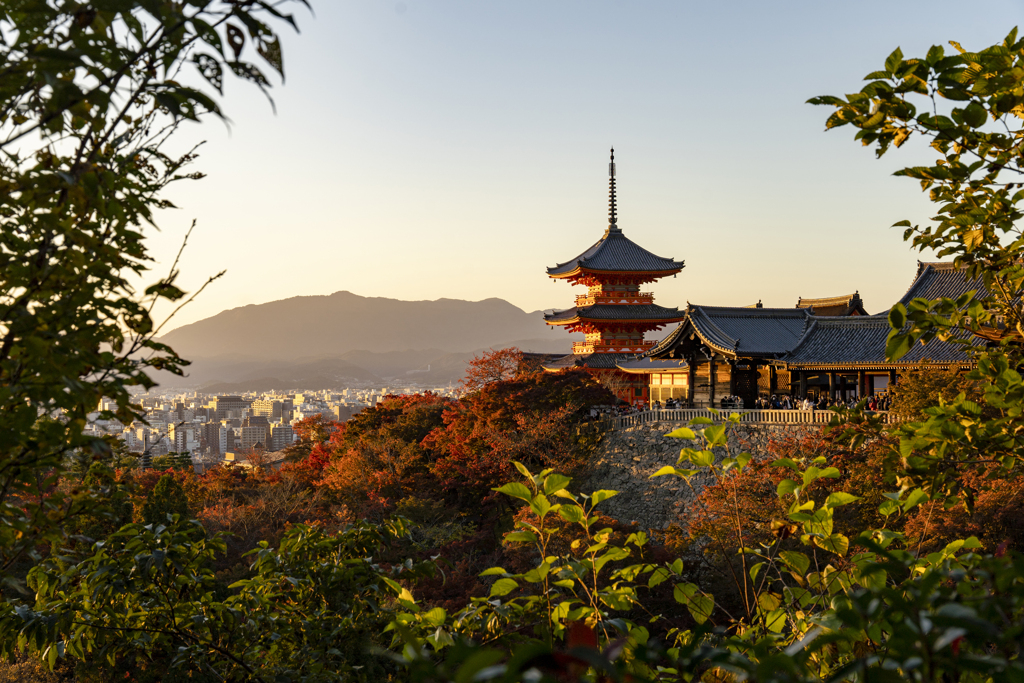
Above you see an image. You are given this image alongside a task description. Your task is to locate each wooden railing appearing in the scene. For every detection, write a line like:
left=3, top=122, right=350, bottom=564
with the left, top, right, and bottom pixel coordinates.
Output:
left=575, top=292, right=655, bottom=307
left=609, top=408, right=892, bottom=429
left=572, top=340, right=656, bottom=354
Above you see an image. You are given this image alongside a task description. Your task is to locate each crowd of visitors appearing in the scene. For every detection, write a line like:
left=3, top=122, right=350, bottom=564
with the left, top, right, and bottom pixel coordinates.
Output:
left=589, top=404, right=643, bottom=419
left=756, top=392, right=891, bottom=411
left=591, top=392, right=894, bottom=420
left=642, top=393, right=893, bottom=412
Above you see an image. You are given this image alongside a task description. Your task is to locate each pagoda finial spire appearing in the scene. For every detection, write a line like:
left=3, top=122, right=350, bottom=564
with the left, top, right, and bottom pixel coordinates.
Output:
left=608, top=148, right=618, bottom=230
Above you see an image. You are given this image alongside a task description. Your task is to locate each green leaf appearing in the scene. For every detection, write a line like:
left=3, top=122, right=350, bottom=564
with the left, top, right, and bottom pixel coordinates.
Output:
left=650, top=465, right=678, bottom=478
left=512, top=461, right=532, bottom=480
left=765, top=608, right=786, bottom=633
left=423, top=607, right=446, bottom=627
left=888, top=303, right=907, bottom=329
left=778, top=551, right=810, bottom=575
left=480, top=567, right=508, bottom=576
left=777, top=479, right=800, bottom=497
left=665, top=427, right=697, bottom=440
left=591, top=490, right=618, bottom=505
left=529, top=494, right=552, bottom=518
left=886, top=330, right=913, bottom=361
left=878, top=500, right=900, bottom=517
left=690, top=450, right=714, bottom=467
left=757, top=593, right=781, bottom=612
left=963, top=101, right=987, bottom=128
left=682, top=589, right=714, bottom=624
left=773, top=457, right=800, bottom=471
left=673, top=582, right=697, bottom=602
left=902, top=488, right=930, bottom=512
left=489, top=578, right=518, bottom=597
left=885, top=46, right=904, bottom=74
left=504, top=531, right=537, bottom=543
left=689, top=416, right=714, bottom=425
left=558, top=506, right=584, bottom=523
left=648, top=567, right=670, bottom=588
left=815, top=533, right=850, bottom=556
left=703, top=424, right=726, bottom=446
left=825, top=492, right=860, bottom=509
left=543, top=474, right=571, bottom=495
left=494, top=482, right=532, bottom=502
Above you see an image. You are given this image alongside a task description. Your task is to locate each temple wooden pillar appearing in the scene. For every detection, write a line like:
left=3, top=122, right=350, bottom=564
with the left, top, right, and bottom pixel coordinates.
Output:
left=798, top=371, right=808, bottom=399
left=858, top=371, right=866, bottom=399
left=709, top=355, right=717, bottom=407
left=729, top=361, right=737, bottom=396
left=868, top=374, right=875, bottom=396
left=687, top=355, right=696, bottom=407
left=889, top=369, right=898, bottom=389
left=829, top=372, right=837, bottom=400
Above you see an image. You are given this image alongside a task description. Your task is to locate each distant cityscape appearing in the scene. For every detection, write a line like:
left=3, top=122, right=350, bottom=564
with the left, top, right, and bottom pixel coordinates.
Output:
left=87, top=381, right=461, bottom=471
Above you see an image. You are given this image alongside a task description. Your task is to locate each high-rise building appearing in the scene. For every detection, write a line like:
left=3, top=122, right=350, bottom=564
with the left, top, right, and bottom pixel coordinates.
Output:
left=219, top=424, right=237, bottom=454
left=270, top=422, right=294, bottom=451
left=251, top=399, right=275, bottom=418
left=201, top=422, right=221, bottom=454
left=239, top=415, right=270, bottom=449
left=168, top=423, right=199, bottom=455
left=213, top=395, right=250, bottom=420
left=252, top=399, right=291, bottom=421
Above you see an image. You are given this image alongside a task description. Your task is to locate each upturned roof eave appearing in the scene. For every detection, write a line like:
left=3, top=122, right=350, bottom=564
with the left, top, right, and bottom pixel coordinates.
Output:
left=544, top=316, right=687, bottom=326
left=546, top=264, right=685, bottom=279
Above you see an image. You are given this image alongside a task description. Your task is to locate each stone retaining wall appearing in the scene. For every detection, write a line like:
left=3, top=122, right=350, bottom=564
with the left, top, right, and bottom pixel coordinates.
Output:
left=575, top=421, right=820, bottom=530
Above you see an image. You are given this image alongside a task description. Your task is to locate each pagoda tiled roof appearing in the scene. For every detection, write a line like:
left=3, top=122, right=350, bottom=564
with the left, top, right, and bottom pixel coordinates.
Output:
left=546, top=226, right=684, bottom=277
left=795, top=292, right=867, bottom=316
left=780, top=316, right=979, bottom=368
left=894, top=262, right=989, bottom=311
left=544, top=303, right=684, bottom=324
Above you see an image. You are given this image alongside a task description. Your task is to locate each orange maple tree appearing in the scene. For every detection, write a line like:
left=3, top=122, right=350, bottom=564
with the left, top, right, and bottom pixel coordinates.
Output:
left=460, top=347, right=526, bottom=394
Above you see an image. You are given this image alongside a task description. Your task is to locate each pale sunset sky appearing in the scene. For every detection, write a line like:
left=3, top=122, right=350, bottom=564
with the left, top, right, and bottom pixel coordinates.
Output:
left=151, top=0, right=1023, bottom=331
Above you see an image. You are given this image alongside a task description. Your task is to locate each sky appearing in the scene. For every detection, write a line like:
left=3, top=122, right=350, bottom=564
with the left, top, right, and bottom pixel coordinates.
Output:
left=150, top=0, right=1024, bottom=332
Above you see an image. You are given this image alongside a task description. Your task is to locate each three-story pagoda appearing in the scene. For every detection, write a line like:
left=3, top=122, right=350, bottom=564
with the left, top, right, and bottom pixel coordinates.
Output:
left=543, top=150, right=685, bottom=403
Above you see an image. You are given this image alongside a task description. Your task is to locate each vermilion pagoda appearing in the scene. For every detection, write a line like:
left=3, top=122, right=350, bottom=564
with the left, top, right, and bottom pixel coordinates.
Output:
left=542, top=150, right=685, bottom=403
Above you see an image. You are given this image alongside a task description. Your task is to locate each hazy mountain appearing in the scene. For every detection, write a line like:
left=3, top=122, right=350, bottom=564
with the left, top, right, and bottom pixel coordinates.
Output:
left=154, top=293, right=580, bottom=389
left=161, top=291, right=566, bottom=359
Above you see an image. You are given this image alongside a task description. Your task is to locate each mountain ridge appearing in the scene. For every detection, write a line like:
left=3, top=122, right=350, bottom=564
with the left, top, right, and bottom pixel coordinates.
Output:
left=155, top=292, right=581, bottom=388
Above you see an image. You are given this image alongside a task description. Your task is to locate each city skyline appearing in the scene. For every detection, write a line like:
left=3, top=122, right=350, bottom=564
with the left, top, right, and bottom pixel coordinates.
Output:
left=144, top=1, right=1021, bottom=334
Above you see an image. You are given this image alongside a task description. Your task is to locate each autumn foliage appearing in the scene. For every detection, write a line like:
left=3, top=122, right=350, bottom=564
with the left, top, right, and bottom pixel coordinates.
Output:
left=459, top=346, right=527, bottom=394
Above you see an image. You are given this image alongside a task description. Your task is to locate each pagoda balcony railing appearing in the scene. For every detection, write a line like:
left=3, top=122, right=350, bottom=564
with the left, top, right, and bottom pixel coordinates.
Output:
left=573, top=340, right=656, bottom=354
left=575, top=292, right=654, bottom=307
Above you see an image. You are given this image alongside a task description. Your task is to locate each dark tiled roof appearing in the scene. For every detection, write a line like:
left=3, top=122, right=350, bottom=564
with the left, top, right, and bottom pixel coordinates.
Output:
left=686, top=305, right=812, bottom=356
left=781, top=316, right=979, bottom=368
left=547, top=226, right=684, bottom=277
left=544, top=303, right=684, bottom=324
left=541, top=353, right=629, bottom=371
left=796, top=292, right=868, bottom=316
left=893, top=262, right=989, bottom=312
